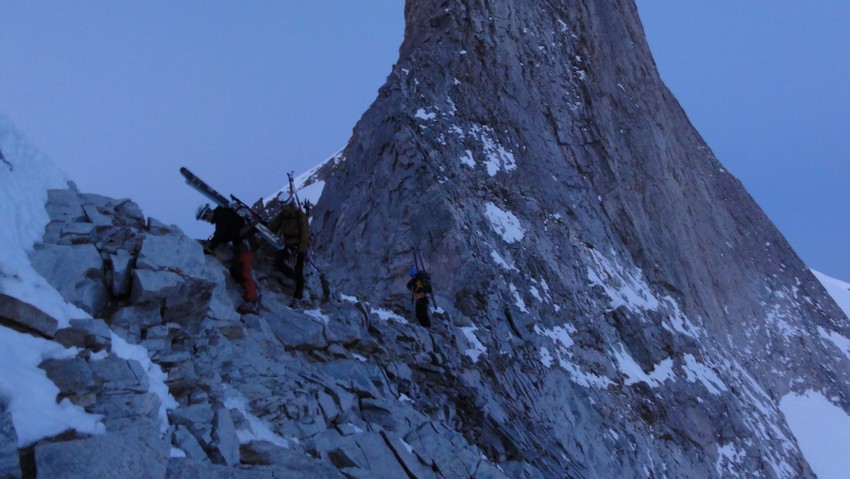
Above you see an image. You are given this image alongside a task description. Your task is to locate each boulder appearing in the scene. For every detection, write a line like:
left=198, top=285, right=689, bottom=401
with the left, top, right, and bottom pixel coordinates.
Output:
left=130, top=269, right=213, bottom=326
left=379, top=430, right=439, bottom=479
left=266, top=309, right=327, bottom=351
left=89, top=393, right=161, bottom=429
left=34, top=420, right=168, bottom=479
left=110, top=303, right=163, bottom=330
left=325, top=307, right=369, bottom=346
left=113, top=199, right=147, bottom=228
left=210, top=407, right=240, bottom=466
left=81, top=203, right=114, bottom=227
left=136, top=231, right=206, bottom=279
left=317, top=360, right=391, bottom=399
left=130, top=269, right=184, bottom=304
left=348, top=432, right=412, bottom=479
left=39, top=358, right=96, bottom=407
left=405, top=422, right=481, bottom=478
left=0, top=293, right=59, bottom=337
left=172, top=426, right=209, bottom=463
left=170, top=403, right=215, bottom=445
left=28, top=243, right=108, bottom=316
left=89, top=357, right=149, bottom=394
left=45, top=189, right=86, bottom=223
left=54, top=318, right=112, bottom=352
left=0, top=407, right=20, bottom=479
left=57, top=222, right=97, bottom=244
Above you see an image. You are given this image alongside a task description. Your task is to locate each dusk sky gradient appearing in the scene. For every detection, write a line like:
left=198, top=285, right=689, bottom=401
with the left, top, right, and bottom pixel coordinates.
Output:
left=1, top=2, right=848, bottom=280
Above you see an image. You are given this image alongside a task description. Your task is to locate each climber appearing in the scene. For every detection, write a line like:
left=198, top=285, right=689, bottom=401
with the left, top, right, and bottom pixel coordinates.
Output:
left=268, top=194, right=310, bottom=309
left=406, top=267, right=432, bottom=328
left=196, top=203, right=260, bottom=314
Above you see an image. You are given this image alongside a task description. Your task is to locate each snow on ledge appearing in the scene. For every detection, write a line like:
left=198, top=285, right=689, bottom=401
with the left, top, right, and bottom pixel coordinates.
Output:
left=484, top=202, right=524, bottom=243
left=0, top=327, right=105, bottom=446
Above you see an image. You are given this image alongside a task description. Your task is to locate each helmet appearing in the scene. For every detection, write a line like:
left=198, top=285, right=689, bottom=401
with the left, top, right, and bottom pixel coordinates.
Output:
left=408, top=267, right=418, bottom=277
left=195, top=203, right=212, bottom=220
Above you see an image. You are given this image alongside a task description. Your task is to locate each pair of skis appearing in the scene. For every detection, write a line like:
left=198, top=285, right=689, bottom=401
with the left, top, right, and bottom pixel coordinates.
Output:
left=180, top=167, right=285, bottom=251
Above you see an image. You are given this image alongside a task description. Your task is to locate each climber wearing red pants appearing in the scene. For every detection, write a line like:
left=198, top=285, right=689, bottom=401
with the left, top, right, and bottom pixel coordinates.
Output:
left=196, top=204, right=260, bottom=314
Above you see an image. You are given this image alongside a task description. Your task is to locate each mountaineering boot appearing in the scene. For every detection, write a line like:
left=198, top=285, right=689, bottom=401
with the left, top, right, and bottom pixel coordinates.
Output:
left=237, top=301, right=259, bottom=314
left=288, top=298, right=303, bottom=310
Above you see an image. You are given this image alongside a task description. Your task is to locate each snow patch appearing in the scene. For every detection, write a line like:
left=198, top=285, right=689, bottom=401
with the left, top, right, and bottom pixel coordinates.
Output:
left=459, top=149, right=476, bottom=168
left=509, top=283, right=529, bottom=313
left=681, top=354, right=726, bottom=395
left=818, top=326, right=850, bottom=361
left=265, top=150, right=343, bottom=206
left=110, top=334, right=178, bottom=433
left=535, top=324, right=613, bottom=388
left=373, top=307, right=409, bottom=324
left=0, top=327, right=105, bottom=446
left=584, top=246, right=703, bottom=338
left=484, top=202, right=524, bottom=243
left=612, top=346, right=673, bottom=387
left=340, top=294, right=359, bottom=303
left=415, top=108, right=437, bottom=120
left=224, top=385, right=296, bottom=448
left=461, top=326, right=487, bottom=362
left=539, top=347, right=554, bottom=368
left=490, top=249, right=517, bottom=272
left=586, top=248, right=659, bottom=311
left=715, top=443, right=747, bottom=477
left=468, top=124, right=516, bottom=176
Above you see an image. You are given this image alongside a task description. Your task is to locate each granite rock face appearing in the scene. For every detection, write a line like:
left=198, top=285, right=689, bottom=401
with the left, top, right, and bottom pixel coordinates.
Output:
left=306, top=0, right=850, bottom=477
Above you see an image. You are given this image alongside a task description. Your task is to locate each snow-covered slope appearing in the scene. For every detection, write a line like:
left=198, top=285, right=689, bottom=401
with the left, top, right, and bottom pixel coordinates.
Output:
left=0, top=114, right=172, bottom=449
left=0, top=113, right=85, bottom=324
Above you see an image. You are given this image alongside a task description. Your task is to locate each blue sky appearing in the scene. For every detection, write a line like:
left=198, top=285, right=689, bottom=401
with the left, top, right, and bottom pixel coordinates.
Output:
left=1, top=2, right=848, bottom=281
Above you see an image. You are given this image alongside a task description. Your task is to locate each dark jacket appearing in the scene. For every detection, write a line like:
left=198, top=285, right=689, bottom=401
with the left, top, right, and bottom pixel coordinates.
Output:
left=269, top=203, right=309, bottom=253
left=209, top=207, right=252, bottom=249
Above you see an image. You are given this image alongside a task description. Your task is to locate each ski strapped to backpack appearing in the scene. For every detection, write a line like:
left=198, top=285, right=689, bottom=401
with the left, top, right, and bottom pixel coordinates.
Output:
left=286, top=171, right=302, bottom=210
left=180, top=167, right=285, bottom=251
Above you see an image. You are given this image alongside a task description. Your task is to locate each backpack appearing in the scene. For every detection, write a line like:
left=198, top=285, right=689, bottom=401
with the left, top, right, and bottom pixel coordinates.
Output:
left=417, top=270, right=433, bottom=294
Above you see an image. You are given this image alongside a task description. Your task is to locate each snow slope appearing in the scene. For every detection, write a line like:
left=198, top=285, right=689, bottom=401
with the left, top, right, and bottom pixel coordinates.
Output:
left=0, top=114, right=175, bottom=447
left=0, top=113, right=86, bottom=325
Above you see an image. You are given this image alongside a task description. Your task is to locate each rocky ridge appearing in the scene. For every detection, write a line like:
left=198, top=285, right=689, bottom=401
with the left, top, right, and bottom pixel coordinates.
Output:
left=2, top=186, right=530, bottom=478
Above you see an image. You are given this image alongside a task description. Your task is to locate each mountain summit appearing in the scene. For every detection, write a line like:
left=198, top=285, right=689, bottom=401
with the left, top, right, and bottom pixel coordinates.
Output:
left=308, top=0, right=850, bottom=476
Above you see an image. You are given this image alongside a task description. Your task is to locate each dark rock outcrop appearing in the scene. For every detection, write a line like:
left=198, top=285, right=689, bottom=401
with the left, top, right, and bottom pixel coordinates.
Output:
left=0, top=406, right=20, bottom=479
